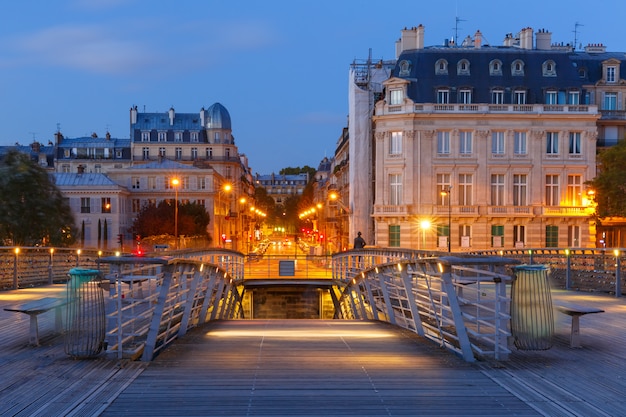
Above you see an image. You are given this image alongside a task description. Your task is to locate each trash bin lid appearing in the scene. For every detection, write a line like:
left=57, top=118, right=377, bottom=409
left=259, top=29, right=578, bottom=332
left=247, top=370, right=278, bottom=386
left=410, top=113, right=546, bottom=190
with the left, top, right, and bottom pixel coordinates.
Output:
left=513, top=264, right=547, bottom=271
left=68, top=268, right=101, bottom=276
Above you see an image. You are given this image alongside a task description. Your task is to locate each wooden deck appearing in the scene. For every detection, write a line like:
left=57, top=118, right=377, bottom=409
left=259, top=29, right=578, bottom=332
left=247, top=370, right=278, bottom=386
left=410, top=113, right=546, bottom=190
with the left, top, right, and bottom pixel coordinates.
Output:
left=0, top=285, right=625, bottom=416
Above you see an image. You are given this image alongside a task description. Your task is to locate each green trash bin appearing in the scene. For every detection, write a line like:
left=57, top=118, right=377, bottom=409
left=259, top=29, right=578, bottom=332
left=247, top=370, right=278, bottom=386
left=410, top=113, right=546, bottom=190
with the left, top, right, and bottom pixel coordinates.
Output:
left=510, top=265, right=554, bottom=350
left=64, top=268, right=106, bottom=358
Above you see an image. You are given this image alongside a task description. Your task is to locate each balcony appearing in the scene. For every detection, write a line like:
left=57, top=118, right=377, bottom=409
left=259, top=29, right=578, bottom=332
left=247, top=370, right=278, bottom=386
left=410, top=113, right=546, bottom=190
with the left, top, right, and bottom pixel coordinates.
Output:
left=542, top=206, right=594, bottom=216
left=374, top=205, right=412, bottom=216
left=377, top=102, right=597, bottom=116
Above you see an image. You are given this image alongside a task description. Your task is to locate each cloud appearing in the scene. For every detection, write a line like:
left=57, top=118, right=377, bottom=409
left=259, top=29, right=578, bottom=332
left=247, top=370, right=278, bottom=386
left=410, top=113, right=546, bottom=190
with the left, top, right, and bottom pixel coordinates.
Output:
left=6, top=24, right=156, bottom=75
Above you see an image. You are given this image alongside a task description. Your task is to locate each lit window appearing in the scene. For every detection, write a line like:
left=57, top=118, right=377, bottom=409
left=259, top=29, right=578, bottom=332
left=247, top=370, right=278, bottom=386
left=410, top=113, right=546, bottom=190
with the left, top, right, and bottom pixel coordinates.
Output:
left=545, top=175, right=559, bottom=206
left=101, top=197, right=111, bottom=213
left=389, top=174, right=402, bottom=205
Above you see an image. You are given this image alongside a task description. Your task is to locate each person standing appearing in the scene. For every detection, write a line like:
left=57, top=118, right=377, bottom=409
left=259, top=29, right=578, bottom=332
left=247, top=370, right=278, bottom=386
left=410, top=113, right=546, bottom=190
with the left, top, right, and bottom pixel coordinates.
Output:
left=353, top=231, right=366, bottom=249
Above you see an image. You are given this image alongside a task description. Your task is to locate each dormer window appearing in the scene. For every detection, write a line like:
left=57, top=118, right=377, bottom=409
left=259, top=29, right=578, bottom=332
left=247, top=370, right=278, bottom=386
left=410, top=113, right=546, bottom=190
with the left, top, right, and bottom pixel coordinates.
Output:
left=512, top=60, right=525, bottom=76
left=542, top=60, right=557, bottom=77
left=398, top=60, right=412, bottom=77
left=435, top=59, right=448, bottom=75
left=607, top=66, right=616, bottom=83
left=457, top=59, right=470, bottom=75
left=489, top=60, right=503, bottom=76
left=390, top=89, right=404, bottom=105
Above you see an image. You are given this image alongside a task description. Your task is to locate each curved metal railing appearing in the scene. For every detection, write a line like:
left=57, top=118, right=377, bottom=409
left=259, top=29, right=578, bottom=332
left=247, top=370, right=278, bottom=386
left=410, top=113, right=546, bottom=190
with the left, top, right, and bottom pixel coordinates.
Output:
left=99, top=254, right=245, bottom=361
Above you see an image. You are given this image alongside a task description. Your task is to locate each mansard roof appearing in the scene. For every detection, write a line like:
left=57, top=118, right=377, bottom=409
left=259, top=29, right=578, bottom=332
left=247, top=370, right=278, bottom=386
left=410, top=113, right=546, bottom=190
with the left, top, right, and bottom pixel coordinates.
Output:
left=129, top=159, right=200, bottom=171
left=53, top=172, right=119, bottom=187
left=393, top=46, right=626, bottom=103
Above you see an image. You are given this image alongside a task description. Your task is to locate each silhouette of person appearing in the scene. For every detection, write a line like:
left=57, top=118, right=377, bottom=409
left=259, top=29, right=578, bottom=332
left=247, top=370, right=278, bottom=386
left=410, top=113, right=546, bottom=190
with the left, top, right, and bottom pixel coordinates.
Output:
left=353, top=231, right=366, bottom=249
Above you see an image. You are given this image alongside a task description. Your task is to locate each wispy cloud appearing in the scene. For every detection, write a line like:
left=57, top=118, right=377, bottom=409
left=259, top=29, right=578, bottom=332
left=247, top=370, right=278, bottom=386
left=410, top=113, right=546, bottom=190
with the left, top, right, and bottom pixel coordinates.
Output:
left=3, top=24, right=155, bottom=75
left=0, top=17, right=279, bottom=77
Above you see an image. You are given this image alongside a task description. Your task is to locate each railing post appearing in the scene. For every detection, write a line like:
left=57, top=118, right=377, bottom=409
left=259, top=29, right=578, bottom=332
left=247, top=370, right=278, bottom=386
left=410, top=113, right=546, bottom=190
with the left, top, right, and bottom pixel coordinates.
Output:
left=13, top=248, right=19, bottom=290
left=565, top=249, right=571, bottom=290
left=615, top=250, right=622, bottom=298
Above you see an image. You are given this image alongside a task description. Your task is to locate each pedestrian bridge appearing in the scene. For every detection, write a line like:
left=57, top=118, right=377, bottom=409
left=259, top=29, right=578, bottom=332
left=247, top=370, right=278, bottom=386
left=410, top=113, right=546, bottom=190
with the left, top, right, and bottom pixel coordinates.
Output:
left=97, top=248, right=521, bottom=363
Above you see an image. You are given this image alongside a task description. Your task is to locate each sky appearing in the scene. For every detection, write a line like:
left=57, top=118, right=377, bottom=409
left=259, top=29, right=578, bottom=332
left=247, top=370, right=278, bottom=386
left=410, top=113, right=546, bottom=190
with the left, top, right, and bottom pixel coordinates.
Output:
left=1, top=0, right=625, bottom=174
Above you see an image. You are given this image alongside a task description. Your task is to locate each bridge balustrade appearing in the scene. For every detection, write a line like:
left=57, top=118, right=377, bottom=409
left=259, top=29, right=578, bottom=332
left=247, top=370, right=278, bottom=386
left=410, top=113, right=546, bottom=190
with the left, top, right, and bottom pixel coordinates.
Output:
left=99, top=255, right=244, bottom=361
left=335, top=255, right=518, bottom=361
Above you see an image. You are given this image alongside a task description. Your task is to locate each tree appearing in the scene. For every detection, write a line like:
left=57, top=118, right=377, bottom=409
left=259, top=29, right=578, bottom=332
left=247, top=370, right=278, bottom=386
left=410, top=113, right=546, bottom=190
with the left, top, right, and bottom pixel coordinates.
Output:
left=279, top=165, right=316, bottom=181
left=587, top=139, right=626, bottom=218
left=0, top=150, right=76, bottom=246
left=132, top=200, right=210, bottom=239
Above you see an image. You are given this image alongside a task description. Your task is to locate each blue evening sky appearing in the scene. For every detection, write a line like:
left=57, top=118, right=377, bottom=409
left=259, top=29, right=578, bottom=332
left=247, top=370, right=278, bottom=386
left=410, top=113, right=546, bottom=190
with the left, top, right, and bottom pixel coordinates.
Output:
left=1, top=0, right=624, bottom=173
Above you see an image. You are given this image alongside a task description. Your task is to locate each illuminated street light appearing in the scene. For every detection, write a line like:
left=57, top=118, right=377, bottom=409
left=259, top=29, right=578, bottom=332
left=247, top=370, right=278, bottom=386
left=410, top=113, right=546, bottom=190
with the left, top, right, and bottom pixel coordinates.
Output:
left=171, top=178, right=180, bottom=250
left=420, top=220, right=431, bottom=250
left=440, top=186, right=452, bottom=253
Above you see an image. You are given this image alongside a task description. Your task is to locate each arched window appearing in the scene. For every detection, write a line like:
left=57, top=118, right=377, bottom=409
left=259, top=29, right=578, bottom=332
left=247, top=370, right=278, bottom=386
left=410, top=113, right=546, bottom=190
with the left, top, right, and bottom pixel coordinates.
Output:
left=435, top=59, right=448, bottom=75
left=457, top=59, right=470, bottom=75
left=511, top=60, right=525, bottom=76
left=489, top=59, right=503, bottom=76
left=542, top=60, right=556, bottom=76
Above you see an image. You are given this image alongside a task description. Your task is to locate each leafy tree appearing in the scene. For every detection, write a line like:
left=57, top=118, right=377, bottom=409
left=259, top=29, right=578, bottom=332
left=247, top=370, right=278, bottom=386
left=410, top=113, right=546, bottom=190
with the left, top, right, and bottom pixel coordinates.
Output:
left=279, top=165, right=316, bottom=182
left=132, top=200, right=210, bottom=239
left=0, top=150, right=76, bottom=246
left=586, top=139, right=626, bottom=218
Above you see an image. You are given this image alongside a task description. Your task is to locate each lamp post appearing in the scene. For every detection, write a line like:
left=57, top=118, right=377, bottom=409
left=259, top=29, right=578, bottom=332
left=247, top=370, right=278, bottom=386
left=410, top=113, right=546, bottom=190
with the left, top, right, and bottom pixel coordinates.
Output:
left=440, top=186, right=452, bottom=253
left=217, top=183, right=232, bottom=248
left=420, top=220, right=431, bottom=250
left=171, top=178, right=180, bottom=250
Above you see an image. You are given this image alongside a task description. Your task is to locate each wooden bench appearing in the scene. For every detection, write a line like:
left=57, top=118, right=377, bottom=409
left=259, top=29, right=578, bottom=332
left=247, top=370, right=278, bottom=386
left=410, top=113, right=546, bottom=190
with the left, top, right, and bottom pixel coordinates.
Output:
left=554, top=303, right=605, bottom=348
left=4, top=297, right=67, bottom=346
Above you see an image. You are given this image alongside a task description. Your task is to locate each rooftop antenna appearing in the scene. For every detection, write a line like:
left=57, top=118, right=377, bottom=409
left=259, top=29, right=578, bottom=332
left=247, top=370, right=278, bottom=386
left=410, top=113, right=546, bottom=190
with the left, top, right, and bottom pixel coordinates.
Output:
left=454, top=15, right=466, bottom=47
left=573, top=22, right=583, bottom=51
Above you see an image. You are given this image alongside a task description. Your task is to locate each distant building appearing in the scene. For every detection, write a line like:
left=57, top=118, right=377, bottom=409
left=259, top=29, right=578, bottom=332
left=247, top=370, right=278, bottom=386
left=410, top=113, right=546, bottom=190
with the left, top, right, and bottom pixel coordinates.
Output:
left=1, top=102, right=255, bottom=251
left=254, top=172, right=309, bottom=207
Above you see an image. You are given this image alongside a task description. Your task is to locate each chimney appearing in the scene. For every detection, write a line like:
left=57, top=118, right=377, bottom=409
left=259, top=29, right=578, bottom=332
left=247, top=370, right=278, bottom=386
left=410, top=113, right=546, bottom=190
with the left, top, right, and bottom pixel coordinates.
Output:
left=169, top=107, right=175, bottom=126
left=130, top=106, right=138, bottom=125
left=106, top=132, right=111, bottom=140
left=416, top=24, right=424, bottom=49
left=522, top=27, right=534, bottom=49
left=200, top=107, right=205, bottom=127
left=31, top=141, right=40, bottom=153
left=474, top=30, right=482, bottom=48
left=535, top=28, right=552, bottom=50
left=401, top=27, right=418, bottom=52
left=54, top=131, right=64, bottom=144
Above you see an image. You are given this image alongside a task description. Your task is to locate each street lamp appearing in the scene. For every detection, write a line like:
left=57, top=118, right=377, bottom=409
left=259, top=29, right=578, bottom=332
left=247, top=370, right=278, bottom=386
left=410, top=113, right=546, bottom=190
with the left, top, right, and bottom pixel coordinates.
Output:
left=217, top=183, right=232, bottom=248
left=171, top=178, right=180, bottom=250
left=419, top=220, right=431, bottom=250
left=440, top=186, right=452, bottom=253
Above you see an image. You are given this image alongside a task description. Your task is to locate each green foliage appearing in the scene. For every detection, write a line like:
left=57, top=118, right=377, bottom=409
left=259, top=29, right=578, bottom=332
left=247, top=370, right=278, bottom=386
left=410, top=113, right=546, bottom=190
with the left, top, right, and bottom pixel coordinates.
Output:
left=132, top=200, right=210, bottom=238
left=279, top=165, right=316, bottom=181
left=0, top=150, right=76, bottom=246
left=587, top=139, right=626, bottom=218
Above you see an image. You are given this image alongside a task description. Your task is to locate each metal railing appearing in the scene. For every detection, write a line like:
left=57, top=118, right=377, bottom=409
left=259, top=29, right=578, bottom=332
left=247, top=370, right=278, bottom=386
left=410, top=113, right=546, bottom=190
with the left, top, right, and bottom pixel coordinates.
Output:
left=100, top=255, right=244, bottom=361
left=335, top=255, right=518, bottom=361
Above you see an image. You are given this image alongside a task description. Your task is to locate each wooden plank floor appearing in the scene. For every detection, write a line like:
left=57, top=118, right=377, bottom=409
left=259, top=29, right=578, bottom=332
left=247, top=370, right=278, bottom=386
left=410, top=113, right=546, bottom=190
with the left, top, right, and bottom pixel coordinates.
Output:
left=0, top=285, right=625, bottom=416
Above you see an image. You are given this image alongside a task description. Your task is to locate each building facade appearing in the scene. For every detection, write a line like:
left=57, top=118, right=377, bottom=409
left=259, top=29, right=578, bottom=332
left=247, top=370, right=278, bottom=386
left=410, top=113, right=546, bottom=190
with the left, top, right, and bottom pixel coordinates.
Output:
left=355, top=25, right=626, bottom=251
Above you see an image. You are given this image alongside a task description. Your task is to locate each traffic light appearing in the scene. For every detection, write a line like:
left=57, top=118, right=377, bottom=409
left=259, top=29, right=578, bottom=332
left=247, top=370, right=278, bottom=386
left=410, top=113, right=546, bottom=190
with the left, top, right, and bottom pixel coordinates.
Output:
left=221, top=233, right=227, bottom=242
left=117, top=234, right=123, bottom=247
